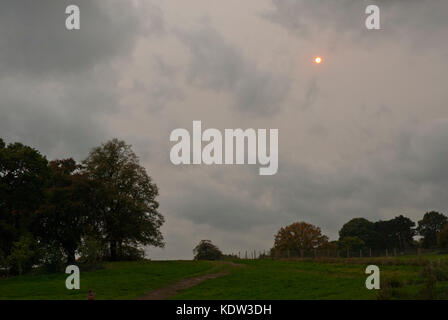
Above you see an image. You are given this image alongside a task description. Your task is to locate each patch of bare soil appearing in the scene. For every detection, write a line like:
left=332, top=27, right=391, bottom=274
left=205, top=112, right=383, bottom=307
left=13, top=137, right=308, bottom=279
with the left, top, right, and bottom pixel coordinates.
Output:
left=138, top=272, right=227, bottom=300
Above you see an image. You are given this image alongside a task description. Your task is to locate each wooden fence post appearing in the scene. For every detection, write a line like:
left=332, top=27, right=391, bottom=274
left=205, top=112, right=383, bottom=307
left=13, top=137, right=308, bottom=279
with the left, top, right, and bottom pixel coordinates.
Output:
left=369, top=248, right=372, bottom=257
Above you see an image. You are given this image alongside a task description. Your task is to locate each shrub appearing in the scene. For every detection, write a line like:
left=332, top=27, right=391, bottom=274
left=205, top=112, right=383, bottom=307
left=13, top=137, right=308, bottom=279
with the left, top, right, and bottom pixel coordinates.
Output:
left=420, top=263, right=438, bottom=299
left=7, top=235, right=39, bottom=275
left=193, top=240, right=223, bottom=261
left=376, top=276, right=403, bottom=300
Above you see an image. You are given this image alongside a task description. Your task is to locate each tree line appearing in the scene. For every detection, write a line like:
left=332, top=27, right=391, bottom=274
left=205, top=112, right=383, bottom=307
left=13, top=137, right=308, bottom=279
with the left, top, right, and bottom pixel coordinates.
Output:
left=0, top=138, right=164, bottom=275
left=271, top=213, right=448, bottom=257
left=195, top=213, right=448, bottom=260
left=3, top=135, right=448, bottom=269
left=338, top=213, right=448, bottom=251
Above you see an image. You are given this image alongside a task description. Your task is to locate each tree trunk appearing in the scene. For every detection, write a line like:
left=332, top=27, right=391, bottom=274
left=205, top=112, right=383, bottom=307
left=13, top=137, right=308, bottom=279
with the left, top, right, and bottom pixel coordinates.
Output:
left=66, top=248, right=76, bottom=265
left=110, top=241, right=117, bottom=261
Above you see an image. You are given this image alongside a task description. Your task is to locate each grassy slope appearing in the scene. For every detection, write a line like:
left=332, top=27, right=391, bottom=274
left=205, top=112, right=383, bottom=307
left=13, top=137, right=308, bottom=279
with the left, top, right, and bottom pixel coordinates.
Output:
left=172, top=260, right=385, bottom=300
left=0, top=261, right=215, bottom=300
left=172, top=259, right=448, bottom=300
left=1, top=256, right=448, bottom=300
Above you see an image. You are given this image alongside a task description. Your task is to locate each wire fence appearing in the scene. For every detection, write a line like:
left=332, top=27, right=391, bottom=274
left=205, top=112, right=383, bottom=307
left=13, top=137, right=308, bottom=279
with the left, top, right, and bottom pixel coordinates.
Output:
left=227, top=248, right=446, bottom=260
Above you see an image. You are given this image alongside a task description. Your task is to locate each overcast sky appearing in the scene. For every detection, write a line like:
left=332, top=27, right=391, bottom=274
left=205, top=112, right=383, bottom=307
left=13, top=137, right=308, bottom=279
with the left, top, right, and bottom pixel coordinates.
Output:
left=1, top=0, right=448, bottom=259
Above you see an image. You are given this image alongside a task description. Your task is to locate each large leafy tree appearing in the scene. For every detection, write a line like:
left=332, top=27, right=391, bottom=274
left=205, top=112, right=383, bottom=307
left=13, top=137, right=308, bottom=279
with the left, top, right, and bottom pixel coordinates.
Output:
left=339, top=218, right=378, bottom=248
left=193, top=240, right=223, bottom=260
left=35, top=159, right=94, bottom=264
left=83, top=139, right=164, bottom=261
left=374, top=215, right=415, bottom=250
left=0, top=139, right=50, bottom=258
left=273, top=221, right=328, bottom=255
left=339, top=216, right=415, bottom=250
left=417, top=211, right=448, bottom=248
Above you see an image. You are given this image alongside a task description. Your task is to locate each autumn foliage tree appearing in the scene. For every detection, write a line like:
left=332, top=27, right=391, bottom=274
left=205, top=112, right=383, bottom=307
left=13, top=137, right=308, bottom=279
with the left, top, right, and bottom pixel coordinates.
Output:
left=272, top=222, right=328, bottom=256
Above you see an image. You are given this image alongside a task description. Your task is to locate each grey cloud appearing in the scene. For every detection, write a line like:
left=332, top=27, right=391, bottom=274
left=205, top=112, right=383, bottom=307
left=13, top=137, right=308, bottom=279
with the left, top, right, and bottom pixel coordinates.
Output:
left=176, top=24, right=290, bottom=115
left=266, top=0, right=448, bottom=52
left=0, top=0, right=163, bottom=158
left=301, top=79, right=319, bottom=110
left=132, top=56, right=185, bottom=112
left=0, top=70, right=117, bottom=159
left=0, top=0, right=152, bottom=77
left=266, top=0, right=362, bottom=37
left=168, top=175, right=277, bottom=231
left=396, top=120, right=448, bottom=187
left=165, top=118, right=448, bottom=241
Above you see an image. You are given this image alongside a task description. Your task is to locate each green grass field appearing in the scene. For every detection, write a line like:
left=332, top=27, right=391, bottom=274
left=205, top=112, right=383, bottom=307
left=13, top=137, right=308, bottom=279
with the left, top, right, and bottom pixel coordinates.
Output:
left=1, top=256, right=447, bottom=300
left=172, top=259, right=448, bottom=300
left=0, top=261, right=216, bottom=300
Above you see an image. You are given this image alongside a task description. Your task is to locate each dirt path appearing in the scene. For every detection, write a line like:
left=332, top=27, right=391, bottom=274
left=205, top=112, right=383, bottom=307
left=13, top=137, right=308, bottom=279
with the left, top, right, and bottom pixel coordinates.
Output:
left=139, top=272, right=228, bottom=300
left=138, top=261, right=245, bottom=300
